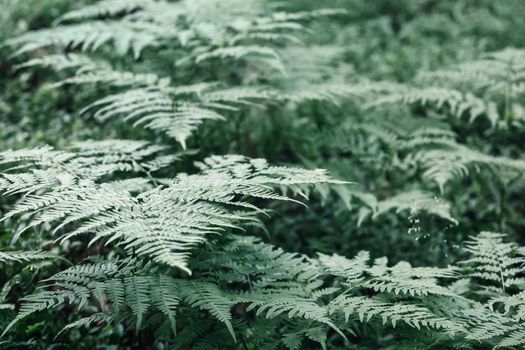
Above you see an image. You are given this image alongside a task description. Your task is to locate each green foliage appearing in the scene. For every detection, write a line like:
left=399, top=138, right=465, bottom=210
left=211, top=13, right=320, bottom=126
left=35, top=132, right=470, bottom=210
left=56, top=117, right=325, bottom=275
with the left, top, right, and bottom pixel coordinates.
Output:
left=1, top=0, right=525, bottom=349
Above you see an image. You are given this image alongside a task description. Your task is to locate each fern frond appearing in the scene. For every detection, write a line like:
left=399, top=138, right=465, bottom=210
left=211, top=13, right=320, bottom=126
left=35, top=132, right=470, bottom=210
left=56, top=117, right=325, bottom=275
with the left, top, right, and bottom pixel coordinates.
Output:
left=21, top=58, right=270, bottom=147
left=58, top=0, right=152, bottom=23
left=489, top=291, right=525, bottom=321
left=81, top=88, right=226, bottom=149
left=318, top=251, right=369, bottom=284
left=245, top=292, right=345, bottom=340
left=405, top=140, right=525, bottom=191
left=282, top=331, right=304, bottom=350
left=460, top=232, right=525, bottom=290
left=498, top=327, right=525, bottom=348
left=458, top=301, right=521, bottom=344
left=368, top=87, right=500, bottom=125
left=151, top=275, right=180, bottom=335
left=2, top=148, right=339, bottom=273
left=1, top=290, right=82, bottom=337
left=125, top=275, right=151, bottom=331
left=0, top=140, right=174, bottom=183
left=418, top=48, right=525, bottom=94
left=7, top=20, right=170, bottom=58
left=177, top=280, right=236, bottom=341
left=57, top=313, right=114, bottom=337
left=0, top=250, right=58, bottom=264
left=372, top=190, right=457, bottom=224
left=329, top=295, right=464, bottom=332
left=17, top=53, right=104, bottom=73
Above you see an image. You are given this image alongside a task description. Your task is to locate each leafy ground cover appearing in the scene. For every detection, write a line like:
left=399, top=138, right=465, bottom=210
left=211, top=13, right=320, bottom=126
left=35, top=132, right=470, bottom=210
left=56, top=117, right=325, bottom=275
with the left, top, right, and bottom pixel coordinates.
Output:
left=1, top=0, right=525, bottom=349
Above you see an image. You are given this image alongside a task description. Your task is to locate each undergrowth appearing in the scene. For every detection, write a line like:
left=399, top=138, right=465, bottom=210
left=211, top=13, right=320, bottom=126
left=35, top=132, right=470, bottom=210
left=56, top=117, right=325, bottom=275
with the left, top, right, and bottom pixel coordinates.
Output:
left=1, top=0, right=525, bottom=349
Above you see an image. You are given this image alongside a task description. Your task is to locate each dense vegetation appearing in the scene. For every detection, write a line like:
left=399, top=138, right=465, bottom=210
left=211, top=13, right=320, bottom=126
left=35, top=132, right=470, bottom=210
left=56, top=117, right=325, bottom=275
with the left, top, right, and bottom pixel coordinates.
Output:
left=1, top=0, right=525, bottom=348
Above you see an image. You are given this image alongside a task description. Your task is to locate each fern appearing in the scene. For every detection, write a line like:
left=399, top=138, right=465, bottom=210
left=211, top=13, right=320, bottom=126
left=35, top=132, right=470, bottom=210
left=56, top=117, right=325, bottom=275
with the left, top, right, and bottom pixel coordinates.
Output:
left=489, top=292, right=525, bottom=321
left=57, top=0, right=150, bottom=23
left=369, top=48, right=525, bottom=126
left=1, top=146, right=341, bottom=273
left=329, top=295, right=464, bottom=332
left=3, top=0, right=525, bottom=349
left=369, top=190, right=457, bottom=225
left=0, top=250, right=58, bottom=264
left=460, top=231, right=525, bottom=291
left=178, top=280, right=236, bottom=341
left=368, top=86, right=500, bottom=125
left=5, top=228, right=525, bottom=348
left=404, top=136, right=525, bottom=192
left=8, top=0, right=349, bottom=150
left=7, top=20, right=169, bottom=58
left=418, top=48, right=525, bottom=94
left=57, top=313, right=114, bottom=337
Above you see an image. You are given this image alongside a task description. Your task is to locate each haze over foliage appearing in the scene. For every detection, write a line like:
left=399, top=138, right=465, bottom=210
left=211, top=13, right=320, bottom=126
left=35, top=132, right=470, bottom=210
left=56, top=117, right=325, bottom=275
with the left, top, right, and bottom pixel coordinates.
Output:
left=1, top=0, right=525, bottom=349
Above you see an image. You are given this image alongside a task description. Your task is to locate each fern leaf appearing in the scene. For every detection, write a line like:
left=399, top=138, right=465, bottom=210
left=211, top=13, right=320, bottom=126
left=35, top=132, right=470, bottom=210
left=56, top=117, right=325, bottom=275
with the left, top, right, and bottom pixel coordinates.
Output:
left=0, top=250, right=58, bottom=264
left=178, top=280, right=236, bottom=342
left=125, top=276, right=151, bottom=332
left=58, top=0, right=152, bottom=23
left=151, top=275, right=180, bottom=335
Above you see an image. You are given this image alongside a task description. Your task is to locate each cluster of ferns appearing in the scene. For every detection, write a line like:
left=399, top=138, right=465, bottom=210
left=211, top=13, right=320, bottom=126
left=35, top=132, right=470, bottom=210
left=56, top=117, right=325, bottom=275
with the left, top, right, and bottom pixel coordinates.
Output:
left=1, top=0, right=525, bottom=349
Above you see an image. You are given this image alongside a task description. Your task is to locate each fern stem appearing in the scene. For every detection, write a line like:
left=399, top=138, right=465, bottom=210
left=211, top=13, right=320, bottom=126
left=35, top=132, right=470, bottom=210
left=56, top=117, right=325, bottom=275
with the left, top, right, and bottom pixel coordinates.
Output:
left=132, top=160, right=159, bottom=186
left=504, top=63, right=513, bottom=123
left=239, top=334, right=249, bottom=350
left=499, top=258, right=506, bottom=294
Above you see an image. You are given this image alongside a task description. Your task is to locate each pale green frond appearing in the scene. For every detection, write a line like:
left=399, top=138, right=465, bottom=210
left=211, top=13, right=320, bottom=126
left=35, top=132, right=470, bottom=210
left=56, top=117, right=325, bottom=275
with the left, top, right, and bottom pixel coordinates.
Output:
left=0, top=250, right=58, bottom=264
left=372, top=190, right=457, bottom=224
left=318, top=251, right=369, bottom=284
left=58, top=0, right=152, bottom=23
left=460, top=232, right=525, bottom=290
left=177, top=280, right=236, bottom=341
left=329, top=295, right=464, bottom=332
left=57, top=313, right=113, bottom=337
left=7, top=20, right=170, bottom=58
